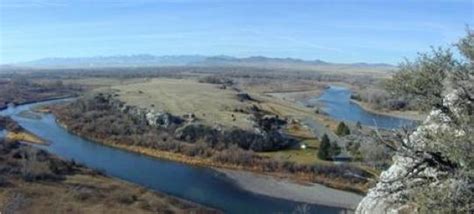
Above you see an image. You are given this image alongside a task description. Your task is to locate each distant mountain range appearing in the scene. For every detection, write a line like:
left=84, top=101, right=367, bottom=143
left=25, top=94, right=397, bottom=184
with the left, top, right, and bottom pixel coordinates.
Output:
left=3, top=54, right=395, bottom=70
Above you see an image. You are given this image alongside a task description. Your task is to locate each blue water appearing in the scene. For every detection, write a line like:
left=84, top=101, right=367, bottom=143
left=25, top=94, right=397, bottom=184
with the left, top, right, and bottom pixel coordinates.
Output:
left=0, top=99, right=344, bottom=214
left=311, top=86, right=417, bottom=129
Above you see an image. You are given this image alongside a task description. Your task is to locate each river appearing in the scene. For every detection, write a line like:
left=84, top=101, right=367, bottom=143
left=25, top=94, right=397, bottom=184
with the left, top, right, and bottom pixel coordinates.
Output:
left=306, top=86, right=416, bottom=129
left=0, top=99, right=346, bottom=214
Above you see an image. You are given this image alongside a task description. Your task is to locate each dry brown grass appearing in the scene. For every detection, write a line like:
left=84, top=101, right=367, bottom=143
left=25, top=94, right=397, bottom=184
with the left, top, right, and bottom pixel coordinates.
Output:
left=0, top=174, right=214, bottom=214
left=241, top=79, right=327, bottom=94
left=108, top=77, right=343, bottom=133
left=113, top=78, right=257, bottom=130
left=62, top=77, right=149, bottom=89
left=6, top=131, right=44, bottom=144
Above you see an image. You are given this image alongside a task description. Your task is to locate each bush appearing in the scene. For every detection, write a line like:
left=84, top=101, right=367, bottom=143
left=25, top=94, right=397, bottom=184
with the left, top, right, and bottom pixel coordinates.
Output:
left=198, top=76, right=234, bottom=85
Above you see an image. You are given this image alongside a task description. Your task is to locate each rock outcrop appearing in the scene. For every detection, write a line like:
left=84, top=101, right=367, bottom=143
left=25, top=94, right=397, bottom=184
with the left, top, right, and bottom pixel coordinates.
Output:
left=98, top=93, right=183, bottom=128
left=145, top=111, right=183, bottom=128
left=356, top=90, right=472, bottom=213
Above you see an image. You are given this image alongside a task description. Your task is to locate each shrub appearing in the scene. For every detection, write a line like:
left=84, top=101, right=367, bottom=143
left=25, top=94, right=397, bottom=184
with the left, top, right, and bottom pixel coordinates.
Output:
left=198, top=76, right=234, bottom=85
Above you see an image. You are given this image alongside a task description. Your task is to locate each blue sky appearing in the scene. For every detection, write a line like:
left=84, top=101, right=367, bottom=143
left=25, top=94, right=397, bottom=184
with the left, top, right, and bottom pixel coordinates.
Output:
left=0, top=0, right=473, bottom=64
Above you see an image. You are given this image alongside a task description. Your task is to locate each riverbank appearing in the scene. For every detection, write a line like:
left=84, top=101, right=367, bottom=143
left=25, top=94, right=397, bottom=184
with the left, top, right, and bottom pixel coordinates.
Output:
left=0, top=95, right=78, bottom=112
left=351, top=99, right=425, bottom=121
left=0, top=116, right=45, bottom=144
left=265, top=89, right=324, bottom=104
left=53, top=112, right=368, bottom=195
left=6, top=130, right=45, bottom=144
left=0, top=140, right=219, bottom=214
left=218, top=168, right=363, bottom=210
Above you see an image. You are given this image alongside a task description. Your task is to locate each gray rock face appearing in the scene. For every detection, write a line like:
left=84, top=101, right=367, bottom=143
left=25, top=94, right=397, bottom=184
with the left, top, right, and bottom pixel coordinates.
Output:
left=107, top=95, right=182, bottom=128
left=145, top=111, right=175, bottom=128
left=356, top=90, right=470, bottom=213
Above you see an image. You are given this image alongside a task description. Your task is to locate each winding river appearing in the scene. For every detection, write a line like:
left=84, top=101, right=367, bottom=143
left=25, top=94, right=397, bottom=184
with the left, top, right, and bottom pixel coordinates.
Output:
left=308, top=86, right=417, bottom=129
left=0, top=99, right=343, bottom=214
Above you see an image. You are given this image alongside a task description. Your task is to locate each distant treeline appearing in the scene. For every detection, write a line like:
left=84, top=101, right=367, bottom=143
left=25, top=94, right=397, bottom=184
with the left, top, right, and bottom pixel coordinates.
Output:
left=0, top=65, right=381, bottom=87
left=0, top=77, right=80, bottom=110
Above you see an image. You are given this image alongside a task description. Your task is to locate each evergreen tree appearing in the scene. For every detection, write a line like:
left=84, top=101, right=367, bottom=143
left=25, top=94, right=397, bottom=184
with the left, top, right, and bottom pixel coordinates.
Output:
left=335, top=122, right=350, bottom=136
left=318, top=134, right=342, bottom=160
left=317, top=134, right=331, bottom=160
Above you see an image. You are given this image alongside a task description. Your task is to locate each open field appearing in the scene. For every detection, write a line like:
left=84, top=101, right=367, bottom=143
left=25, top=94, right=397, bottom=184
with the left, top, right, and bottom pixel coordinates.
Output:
left=113, top=78, right=258, bottom=130
left=112, top=77, right=342, bottom=137
left=240, top=78, right=328, bottom=94
left=62, top=77, right=150, bottom=89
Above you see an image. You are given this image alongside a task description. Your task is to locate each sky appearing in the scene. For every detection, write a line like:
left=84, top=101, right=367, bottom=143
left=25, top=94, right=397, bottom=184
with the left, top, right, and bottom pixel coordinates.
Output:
left=0, top=0, right=473, bottom=64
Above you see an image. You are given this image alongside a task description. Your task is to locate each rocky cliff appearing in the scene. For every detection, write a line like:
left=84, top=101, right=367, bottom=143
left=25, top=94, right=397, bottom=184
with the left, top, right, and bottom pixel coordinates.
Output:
left=356, top=89, right=472, bottom=213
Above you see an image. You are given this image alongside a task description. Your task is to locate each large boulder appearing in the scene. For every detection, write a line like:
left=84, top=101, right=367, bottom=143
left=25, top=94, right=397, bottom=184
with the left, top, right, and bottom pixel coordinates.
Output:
left=356, top=90, right=472, bottom=213
left=145, top=111, right=182, bottom=128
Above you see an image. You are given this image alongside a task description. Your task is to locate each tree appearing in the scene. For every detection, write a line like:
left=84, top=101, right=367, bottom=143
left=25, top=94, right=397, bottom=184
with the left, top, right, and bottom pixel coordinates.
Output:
left=384, top=48, right=456, bottom=111
left=318, top=134, right=341, bottom=160
left=317, top=134, right=331, bottom=160
left=335, top=122, right=350, bottom=136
